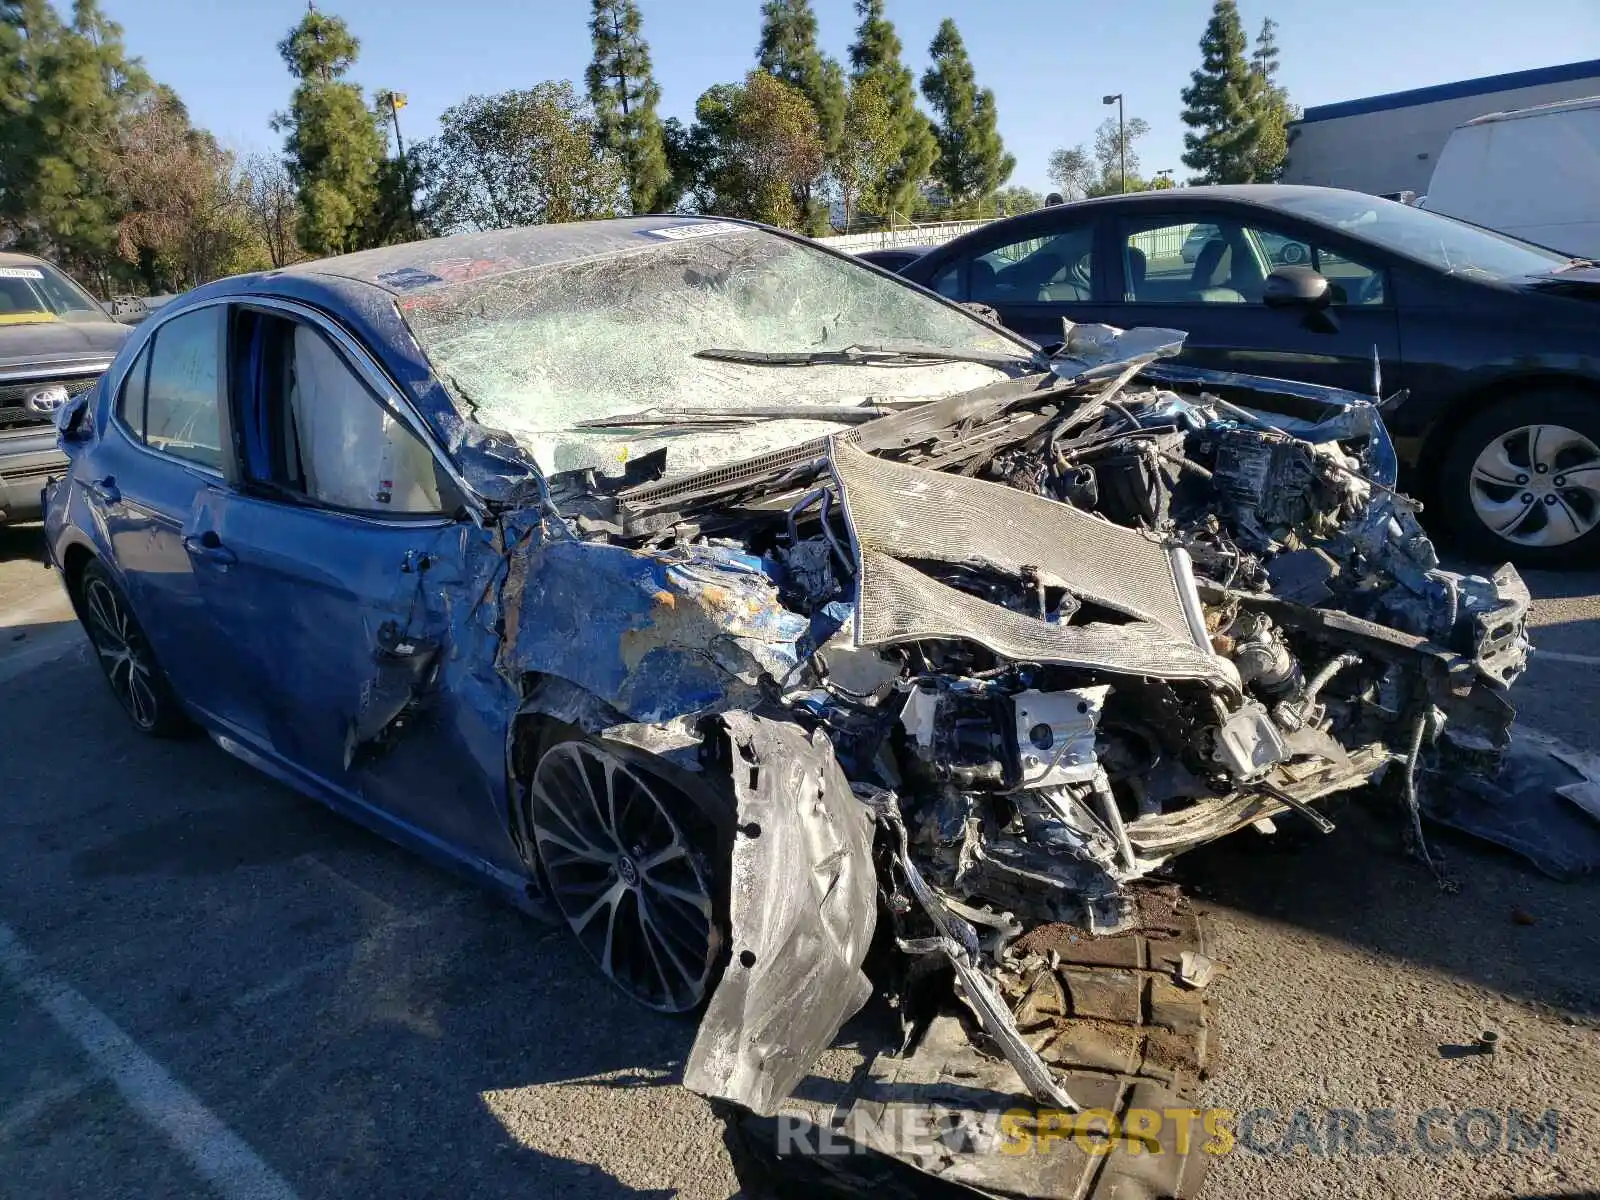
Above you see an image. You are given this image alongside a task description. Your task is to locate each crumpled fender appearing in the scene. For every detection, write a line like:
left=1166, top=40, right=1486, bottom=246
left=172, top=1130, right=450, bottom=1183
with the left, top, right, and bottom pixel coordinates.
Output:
left=497, top=537, right=808, bottom=724
left=684, top=712, right=878, bottom=1116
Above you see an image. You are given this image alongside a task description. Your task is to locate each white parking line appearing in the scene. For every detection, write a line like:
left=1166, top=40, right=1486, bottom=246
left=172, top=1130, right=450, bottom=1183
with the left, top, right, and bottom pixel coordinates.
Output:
left=0, top=921, right=299, bottom=1200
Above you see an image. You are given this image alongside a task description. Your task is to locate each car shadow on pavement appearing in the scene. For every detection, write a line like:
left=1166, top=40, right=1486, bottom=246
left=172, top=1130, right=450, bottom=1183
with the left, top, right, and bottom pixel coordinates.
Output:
left=1173, top=796, right=1600, bottom=1020
left=0, top=521, right=46, bottom=565
left=0, top=656, right=743, bottom=1200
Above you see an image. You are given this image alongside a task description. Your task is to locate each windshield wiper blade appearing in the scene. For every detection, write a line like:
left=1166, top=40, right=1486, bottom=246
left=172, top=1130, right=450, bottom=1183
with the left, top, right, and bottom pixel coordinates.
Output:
left=694, top=343, right=1041, bottom=371
left=575, top=403, right=901, bottom=430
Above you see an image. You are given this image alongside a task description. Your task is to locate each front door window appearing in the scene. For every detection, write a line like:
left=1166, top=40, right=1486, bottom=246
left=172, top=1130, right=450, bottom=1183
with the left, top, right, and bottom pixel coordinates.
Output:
left=1118, top=217, right=1386, bottom=306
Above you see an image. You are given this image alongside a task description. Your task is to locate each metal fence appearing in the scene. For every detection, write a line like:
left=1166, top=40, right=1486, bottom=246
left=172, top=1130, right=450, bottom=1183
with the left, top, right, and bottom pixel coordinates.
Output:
left=815, top=220, right=993, bottom=253
left=1128, top=226, right=1189, bottom=259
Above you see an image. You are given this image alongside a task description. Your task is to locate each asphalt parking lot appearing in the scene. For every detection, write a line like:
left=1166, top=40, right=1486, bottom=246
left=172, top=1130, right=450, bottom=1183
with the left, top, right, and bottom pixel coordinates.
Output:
left=1, top=518, right=1597, bottom=1200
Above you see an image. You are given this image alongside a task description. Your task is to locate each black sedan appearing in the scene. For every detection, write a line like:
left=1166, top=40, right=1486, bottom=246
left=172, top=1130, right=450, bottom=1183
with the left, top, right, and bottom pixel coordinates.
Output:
left=895, top=185, right=1600, bottom=566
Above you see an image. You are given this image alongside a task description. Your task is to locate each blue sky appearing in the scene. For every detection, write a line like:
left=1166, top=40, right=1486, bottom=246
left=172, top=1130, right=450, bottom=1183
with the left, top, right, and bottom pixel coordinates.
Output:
left=99, top=0, right=1600, bottom=192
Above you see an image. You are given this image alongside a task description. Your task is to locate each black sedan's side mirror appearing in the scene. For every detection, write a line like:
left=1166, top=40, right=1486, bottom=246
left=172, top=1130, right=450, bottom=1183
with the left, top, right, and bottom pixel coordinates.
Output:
left=1263, top=266, right=1333, bottom=311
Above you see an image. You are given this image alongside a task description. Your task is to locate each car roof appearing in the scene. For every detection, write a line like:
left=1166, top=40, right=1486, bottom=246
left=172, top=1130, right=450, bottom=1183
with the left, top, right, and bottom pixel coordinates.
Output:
left=280, top=216, right=762, bottom=297
left=1464, top=94, right=1600, bottom=126
left=910, top=186, right=1380, bottom=256
left=0, top=251, right=48, bottom=268
left=1014, top=184, right=1356, bottom=214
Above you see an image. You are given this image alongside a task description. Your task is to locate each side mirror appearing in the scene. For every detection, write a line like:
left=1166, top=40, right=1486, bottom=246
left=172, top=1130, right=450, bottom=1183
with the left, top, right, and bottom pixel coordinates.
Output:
left=1263, top=266, right=1332, bottom=311
left=54, top=388, right=93, bottom=441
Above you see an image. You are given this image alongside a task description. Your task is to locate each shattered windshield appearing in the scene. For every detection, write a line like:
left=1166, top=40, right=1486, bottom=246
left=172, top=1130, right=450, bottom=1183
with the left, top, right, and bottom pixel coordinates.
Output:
left=397, top=226, right=1027, bottom=477
left=1270, top=192, right=1570, bottom=281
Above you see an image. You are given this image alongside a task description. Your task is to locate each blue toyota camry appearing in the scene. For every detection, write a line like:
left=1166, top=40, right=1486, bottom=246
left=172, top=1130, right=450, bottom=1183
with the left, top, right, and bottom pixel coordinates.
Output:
left=41, top=216, right=1529, bottom=1142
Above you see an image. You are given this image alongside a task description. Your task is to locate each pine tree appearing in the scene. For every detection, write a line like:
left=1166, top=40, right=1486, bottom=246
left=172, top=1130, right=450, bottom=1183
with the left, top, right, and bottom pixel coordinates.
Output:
left=272, top=9, right=385, bottom=256
left=586, top=0, right=671, bottom=213
left=1179, top=0, right=1264, bottom=184
left=1253, top=15, right=1281, bottom=85
left=1249, top=16, right=1296, bottom=182
left=920, top=18, right=1013, bottom=212
left=846, top=0, right=935, bottom=223
left=757, top=0, right=845, bottom=153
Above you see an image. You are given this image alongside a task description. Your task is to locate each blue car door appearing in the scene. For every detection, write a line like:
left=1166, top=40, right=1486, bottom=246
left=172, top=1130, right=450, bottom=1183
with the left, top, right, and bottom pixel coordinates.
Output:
left=79, top=303, right=256, bottom=730
left=184, top=301, right=521, bottom=873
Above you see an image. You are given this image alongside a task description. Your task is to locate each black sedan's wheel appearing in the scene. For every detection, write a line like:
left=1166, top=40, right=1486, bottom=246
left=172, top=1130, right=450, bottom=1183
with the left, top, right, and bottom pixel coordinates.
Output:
left=529, top=739, right=728, bottom=1013
left=1439, top=390, right=1600, bottom=566
left=74, top=559, right=189, bottom=736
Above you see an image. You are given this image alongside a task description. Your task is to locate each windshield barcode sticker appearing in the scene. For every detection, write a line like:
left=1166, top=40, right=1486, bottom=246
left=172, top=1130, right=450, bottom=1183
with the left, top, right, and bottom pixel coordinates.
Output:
left=0, top=267, right=44, bottom=279
left=642, top=222, right=746, bottom=241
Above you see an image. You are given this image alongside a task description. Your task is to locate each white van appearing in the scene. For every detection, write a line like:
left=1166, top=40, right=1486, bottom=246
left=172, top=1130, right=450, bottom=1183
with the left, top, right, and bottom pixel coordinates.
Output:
left=1422, top=95, right=1600, bottom=257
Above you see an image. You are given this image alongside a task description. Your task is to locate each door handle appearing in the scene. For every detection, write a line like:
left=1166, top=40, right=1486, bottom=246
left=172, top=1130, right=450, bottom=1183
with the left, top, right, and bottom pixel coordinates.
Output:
left=183, top=530, right=237, bottom=565
left=84, top=475, right=119, bottom=505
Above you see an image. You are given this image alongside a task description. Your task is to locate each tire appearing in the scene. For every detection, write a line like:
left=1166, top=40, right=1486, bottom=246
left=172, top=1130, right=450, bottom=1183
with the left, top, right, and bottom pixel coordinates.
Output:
left=1437, top=388, right=1600, bottom=567
left=526, top=733, right=732, bottom=1014
left=72, top=558, right=191, bottom=736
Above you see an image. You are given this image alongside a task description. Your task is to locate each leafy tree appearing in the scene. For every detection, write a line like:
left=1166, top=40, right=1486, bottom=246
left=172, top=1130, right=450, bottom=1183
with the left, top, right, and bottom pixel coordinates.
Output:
left=1046, top=145, right=1094, bottom=200
left=424, top=83, right=625, bottom=233
left=273, top=8, right=385, bottom=255
left=0, top=0, right=151, bottom=285
left=660, top=115, right=701, bottom=212
left=846, top=0, right=935, bottom=223
left=832, top=76, right=897, bottom=229
left=991, top=185, right=1042, bottom=216
left=1249, top=17, right=1297, bottom=182
left=585, top=0, right=671, bottom=213
left=362, top=150, right=426, bottom=247
left=1092, top=113, right=1150, bottom=192
left=920, top=18, right=1013, bottom=212
left=239, top=152, right=302, bottom=267
left=1179, top=0, right=1264, bottom=184
left=108, top=88, right=265, bottom=290
left=757, top=0, right=844, bottom=231
left=680, top=72, right=824, bottom=230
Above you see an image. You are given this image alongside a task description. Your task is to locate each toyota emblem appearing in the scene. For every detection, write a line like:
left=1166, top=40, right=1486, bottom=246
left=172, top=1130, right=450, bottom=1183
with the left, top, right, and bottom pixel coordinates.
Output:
left=26, top=384, right=70, bottom=414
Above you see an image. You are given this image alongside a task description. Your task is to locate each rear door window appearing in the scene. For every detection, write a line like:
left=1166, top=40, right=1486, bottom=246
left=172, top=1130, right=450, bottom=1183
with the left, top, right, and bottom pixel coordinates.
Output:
left=130, top=307, right=225, bottom=470
left=971, top=223, right=1095, bottom=303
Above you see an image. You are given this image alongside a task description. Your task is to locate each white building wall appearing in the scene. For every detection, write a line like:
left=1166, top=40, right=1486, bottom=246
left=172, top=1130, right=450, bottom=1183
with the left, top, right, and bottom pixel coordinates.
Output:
left=1284, top=71, right=1600, bottom=195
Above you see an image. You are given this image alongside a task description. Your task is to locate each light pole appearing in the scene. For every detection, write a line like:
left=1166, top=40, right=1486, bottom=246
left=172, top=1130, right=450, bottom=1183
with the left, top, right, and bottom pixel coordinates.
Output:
left=1102, top=93, right=1125, bottom=194
left=1156, top=168, right=1174, bottom=188
left=378, top=90, right=420, bottom=238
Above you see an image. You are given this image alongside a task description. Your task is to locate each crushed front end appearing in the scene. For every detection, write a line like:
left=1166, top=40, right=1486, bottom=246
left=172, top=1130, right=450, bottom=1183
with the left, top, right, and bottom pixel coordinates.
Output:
left=504, top=325, right=1529, bottom=1194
